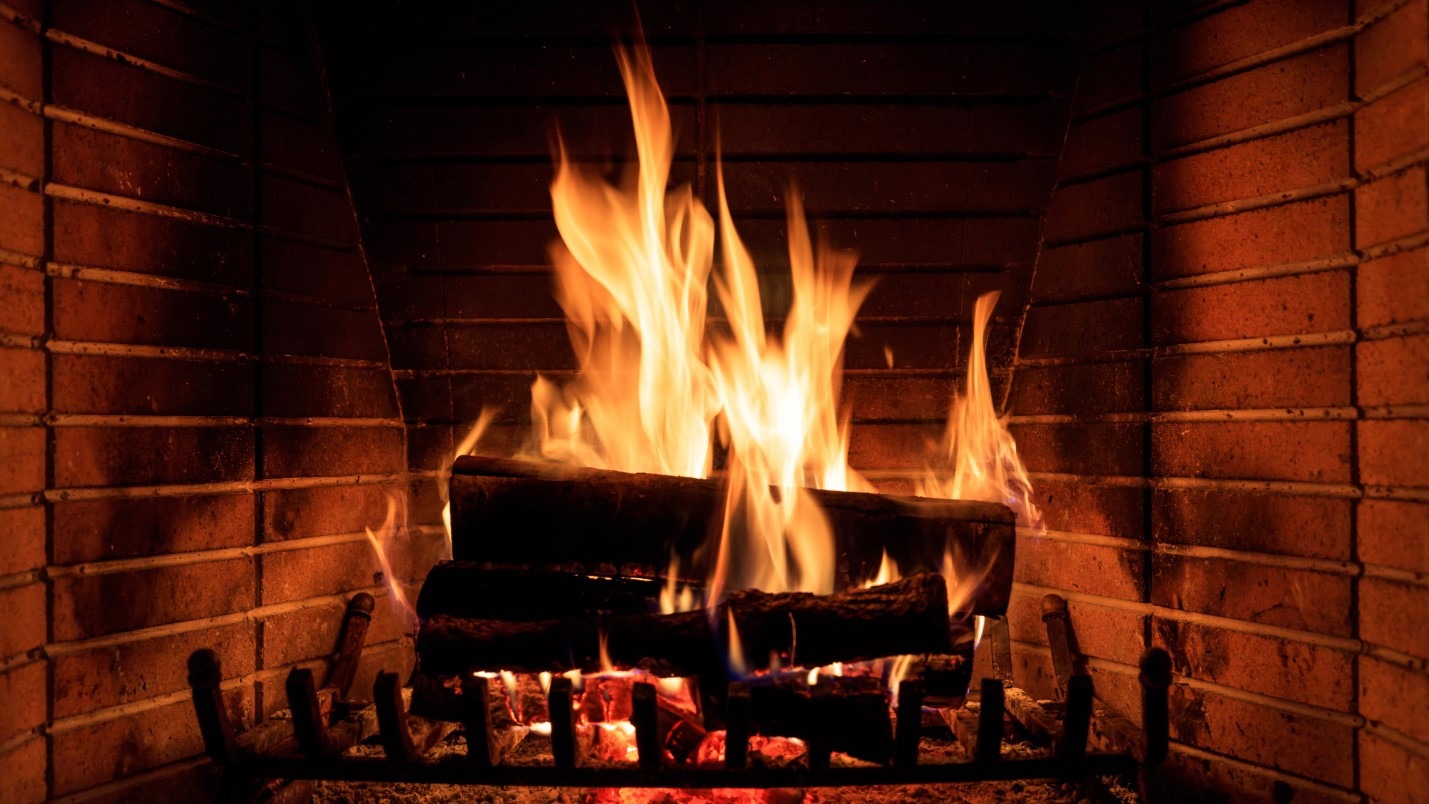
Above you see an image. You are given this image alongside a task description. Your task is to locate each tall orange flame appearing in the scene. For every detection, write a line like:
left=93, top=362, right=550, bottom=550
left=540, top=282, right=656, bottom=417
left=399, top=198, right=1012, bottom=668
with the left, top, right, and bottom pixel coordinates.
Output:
left=529, top=43, right=873, bottom=602
left=524, top=44, right=718, bottom=479
left=916, top=291, right=1043, bottom=533
left=500, top=39, right=1041, bottom=649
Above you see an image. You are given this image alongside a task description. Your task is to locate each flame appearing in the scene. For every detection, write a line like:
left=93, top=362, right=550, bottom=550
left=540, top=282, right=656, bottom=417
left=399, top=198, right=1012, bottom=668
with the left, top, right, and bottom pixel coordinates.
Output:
left=442, top=407, right=499, bottom=549
left=916, top=291, right=1042, bottom=532
left=658, top=556, right=697, bottom=614
left=599, top=627, right=615, bottom=674
left=524, top=44, right=718, bottom=478
left=527, top=41, right=872, bottom=605
left=442, top=37, right=1044, bottom=684
left=863, top=549, right=900, bottom=589
left=703, top=167, right=874, bottom=604
left=888, top=654, right=916, bottom=704
left=726, top=610, right=748, bottom=676
left=363, top=490, right=418, bottom=630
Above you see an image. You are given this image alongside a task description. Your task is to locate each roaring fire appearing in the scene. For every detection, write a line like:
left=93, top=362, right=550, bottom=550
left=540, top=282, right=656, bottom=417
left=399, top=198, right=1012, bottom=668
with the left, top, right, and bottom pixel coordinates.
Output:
left=522, top=43, right=881, bottom=604
left=362, top=37, right=1042, bottom=700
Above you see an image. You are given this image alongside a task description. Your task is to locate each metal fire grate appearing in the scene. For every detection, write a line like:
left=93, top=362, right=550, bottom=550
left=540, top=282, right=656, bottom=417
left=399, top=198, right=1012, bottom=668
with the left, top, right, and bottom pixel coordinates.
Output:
left=185, top=592, right=1171, bottom=796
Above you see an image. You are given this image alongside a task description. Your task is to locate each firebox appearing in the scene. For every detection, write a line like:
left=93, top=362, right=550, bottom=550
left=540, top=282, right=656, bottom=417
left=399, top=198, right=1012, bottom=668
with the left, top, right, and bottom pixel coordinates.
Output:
left=1, top=0, right=1426, bottom=801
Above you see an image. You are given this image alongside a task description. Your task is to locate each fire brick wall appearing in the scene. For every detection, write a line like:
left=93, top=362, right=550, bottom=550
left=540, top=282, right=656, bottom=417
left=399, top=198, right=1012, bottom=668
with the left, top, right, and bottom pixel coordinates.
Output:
left=1005, top=0, right=1429, bottom=801
left=0, top=1, right=414, bottom=799
left=313, top=0, right=1084, bottom=530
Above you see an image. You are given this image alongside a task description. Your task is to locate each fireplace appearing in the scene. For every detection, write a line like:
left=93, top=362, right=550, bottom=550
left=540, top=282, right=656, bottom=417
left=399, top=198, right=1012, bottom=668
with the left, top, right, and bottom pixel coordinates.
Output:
left=1, top=0, right=1426, bottom=801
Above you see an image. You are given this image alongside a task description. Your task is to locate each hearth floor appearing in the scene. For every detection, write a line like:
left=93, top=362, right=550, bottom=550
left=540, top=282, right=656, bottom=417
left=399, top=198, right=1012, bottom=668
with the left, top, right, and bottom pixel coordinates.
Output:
left=311, top=733, right=1137, bottom=803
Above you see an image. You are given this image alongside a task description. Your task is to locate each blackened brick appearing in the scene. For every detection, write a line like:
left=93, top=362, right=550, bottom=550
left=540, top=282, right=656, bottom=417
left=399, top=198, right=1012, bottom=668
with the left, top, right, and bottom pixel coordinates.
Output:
left=1360, top=499, right=1429, bottom=573
left=1154, top=119, right=1349, bottom=215
left=1153, top=488, right=1351, bottom=560
left=51, top=0, right=251, bottom=90
left=53, top=494, right=254, bottom=564
left=715, top=102, right=1062, bottom=156
left=262, top=483, right=398, bottom=542
left=260, top=174, right=358, bottom=243
left=1152, top=195, right=1350, bottom=278
left=1153, top=617, right=1351, bottom=709
left=260, top=237, right=371, bottom=306
left=52, top=354, right=256, bottom=416
left=51, top=47, right=251, bottom=156
left=1152, top=45, right=1349, bottom=150
left=1151, top=420, right=1351, bottom=483
left=1359, top=334, right=1429, bottom=406
left=1061, top=108, right=1145, bottom=178
left=1010, top=421, right=1146, bottom=477
left=260, top=425, right=405, bottom=478
left=1356, top=166, right=1428, bottom=248
left=53, top=201, right=254, bottom=285
left=53, top=426, right=255, bottom=487
left=1010, top=360, right=1147, bottom=415
left=1021, top=297, right=1145, bottom=357
left=261, top=363, right=399, bottom=419
left=1151, top=269, right=1351, bottom=345
left=1356, top=76, right=1429, bottom=170
left=1150, top=0, right=1345, bottom=85
left=1153, top=553, right=1351, bottom=636
left=1359, top=419, right=1429, bottom=488
left=1044, top=170, right=1144, bottom=241
left=51, top=559, right=256, bottom=641
left=261, top=300, right=386, bottom=361
left=51, top=622, right=254, bottom=718
left=53, top=277, right=255, bottom=351
left=1018, top=538, right=1146, bottom=600
left=1034, top=235, right=1144, bottom=302
left=52, top=124, right=253, bottom=216
left=1357, top=245, right=1429, bottom=328
left=1152, top=346, right=1351, bottom=410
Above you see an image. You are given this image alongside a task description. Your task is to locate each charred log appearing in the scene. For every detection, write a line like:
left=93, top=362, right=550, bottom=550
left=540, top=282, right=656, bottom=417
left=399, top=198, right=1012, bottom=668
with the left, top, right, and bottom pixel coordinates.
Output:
left=447, top=456, right=1014, bottom=614
left=748, top=675, right=893, bottom=764
left=417, top=573, right=951, bottom=679
left=416, top=563, right=683, bottom=622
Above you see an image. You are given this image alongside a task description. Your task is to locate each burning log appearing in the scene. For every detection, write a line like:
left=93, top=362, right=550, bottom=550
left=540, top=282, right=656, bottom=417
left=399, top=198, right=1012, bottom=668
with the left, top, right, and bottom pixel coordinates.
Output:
left=447, top=456, right=1014, bottom=614
left=417, top=573, right=951, bottom=679
left=415, top=563, right=679, bottom=621
left=749, top=675, right=894, bottom=764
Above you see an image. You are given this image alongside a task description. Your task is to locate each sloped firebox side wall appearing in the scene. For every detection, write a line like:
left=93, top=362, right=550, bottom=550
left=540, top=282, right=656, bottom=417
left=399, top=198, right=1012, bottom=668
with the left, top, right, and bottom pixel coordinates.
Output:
left=0, top=1, right=413, bottom=799
left=1005, top=1, right=1429, bottom=801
